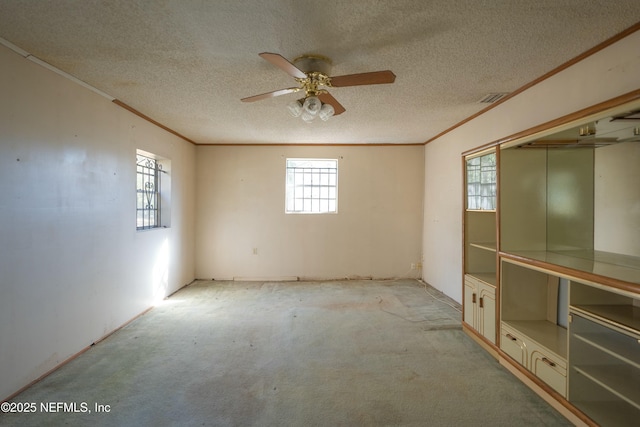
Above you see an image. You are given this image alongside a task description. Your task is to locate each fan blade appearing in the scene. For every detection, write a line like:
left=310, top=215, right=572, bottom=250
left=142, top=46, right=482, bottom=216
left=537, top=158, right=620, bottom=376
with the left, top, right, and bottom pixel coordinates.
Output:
left=241, top=87, right=300, bottom=103
left=318, top=92, right=346, bottom=116
left=330, top=70, right=396, bottom=87
left=259, top=52, right=307, bottom=79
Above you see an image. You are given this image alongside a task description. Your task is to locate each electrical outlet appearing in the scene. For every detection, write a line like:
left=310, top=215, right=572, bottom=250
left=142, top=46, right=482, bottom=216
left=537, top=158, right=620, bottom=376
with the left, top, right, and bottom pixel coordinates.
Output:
left=411, top=263, right=416, bottom=270
left=252, top=248, right=258, bottom=255
left=416, top=262, right=422, bottom=269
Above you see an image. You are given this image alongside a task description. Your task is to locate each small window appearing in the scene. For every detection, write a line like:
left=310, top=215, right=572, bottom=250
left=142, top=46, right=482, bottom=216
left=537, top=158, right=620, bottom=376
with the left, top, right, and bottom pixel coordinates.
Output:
left=466, top=152, right=496, bottom=210
left=136, top=150, right=170, bottom=229
left=286, top=158, right=338, bottom=214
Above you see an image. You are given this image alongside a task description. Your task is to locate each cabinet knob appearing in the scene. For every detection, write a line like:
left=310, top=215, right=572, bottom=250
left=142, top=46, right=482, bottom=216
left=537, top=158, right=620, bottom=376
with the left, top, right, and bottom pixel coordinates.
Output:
left=472, top=293, right=477, bottom=304
left=479, top=297, right=484, bottom=308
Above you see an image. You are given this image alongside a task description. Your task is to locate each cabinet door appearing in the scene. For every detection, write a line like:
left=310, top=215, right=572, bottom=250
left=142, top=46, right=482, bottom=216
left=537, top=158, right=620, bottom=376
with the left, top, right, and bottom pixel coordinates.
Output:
left=478, top=283, right=496, bottom=344
left=464, top=277, right=478, bottom=329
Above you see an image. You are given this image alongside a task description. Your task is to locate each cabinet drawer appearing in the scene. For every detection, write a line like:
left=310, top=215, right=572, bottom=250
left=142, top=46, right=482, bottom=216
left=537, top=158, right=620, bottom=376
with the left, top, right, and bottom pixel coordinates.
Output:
left=531, top=350, right=566, bottom=397
left=501, top=322, right=568, bottom=397
left=501, top=325, right=526, bottom=365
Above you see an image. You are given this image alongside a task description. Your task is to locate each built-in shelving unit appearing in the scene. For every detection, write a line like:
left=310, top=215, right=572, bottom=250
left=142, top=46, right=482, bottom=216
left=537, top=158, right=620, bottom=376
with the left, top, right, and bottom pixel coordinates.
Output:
left=463, top=95, right=640, bottom=425
left=463, top=149, right=498, bottom=345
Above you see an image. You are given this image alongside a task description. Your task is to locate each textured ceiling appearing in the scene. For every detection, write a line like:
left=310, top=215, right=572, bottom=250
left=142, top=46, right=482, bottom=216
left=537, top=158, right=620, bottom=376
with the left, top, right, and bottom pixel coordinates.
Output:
left=1, top=1, right=639, bottom=145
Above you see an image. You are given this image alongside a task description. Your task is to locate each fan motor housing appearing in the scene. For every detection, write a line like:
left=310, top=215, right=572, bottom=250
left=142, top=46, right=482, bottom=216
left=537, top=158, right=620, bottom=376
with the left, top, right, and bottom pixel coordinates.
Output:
left=293, top=54, right=332, bottom=76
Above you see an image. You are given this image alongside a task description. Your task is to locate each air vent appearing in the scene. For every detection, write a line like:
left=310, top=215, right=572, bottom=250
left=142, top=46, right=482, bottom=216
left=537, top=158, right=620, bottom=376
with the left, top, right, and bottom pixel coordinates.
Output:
left=478, top=93, right=509, bottom=104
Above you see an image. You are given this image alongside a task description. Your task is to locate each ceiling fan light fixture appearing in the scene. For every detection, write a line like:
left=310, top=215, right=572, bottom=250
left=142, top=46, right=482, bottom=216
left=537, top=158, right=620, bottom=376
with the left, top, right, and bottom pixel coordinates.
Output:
left=303, top=96, right=321, bottom=116
left=243, top=52, right=396, bottom=123
left=301, top=111, right=315, bottom=123
left=319, top=103, right=335, bottom=121
left=287, top=100, right=303, bottom=117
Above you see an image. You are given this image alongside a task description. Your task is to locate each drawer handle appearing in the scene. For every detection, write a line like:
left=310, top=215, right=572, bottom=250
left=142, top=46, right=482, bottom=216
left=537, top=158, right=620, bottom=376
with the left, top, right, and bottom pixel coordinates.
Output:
left=472, top=293, right=477, bottom=304
left=542, top=357, right=556, bottom=367
left=506, top=333, right=517, bottom=341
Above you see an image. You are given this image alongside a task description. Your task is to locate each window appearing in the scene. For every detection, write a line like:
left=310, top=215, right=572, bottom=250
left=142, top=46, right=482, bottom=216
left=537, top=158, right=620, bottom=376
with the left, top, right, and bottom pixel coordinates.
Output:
left=286, top=158, right=338, bottom=213
left=466, top=152, right=496, bottom=210
left=136, top=151, right=170, bottom=229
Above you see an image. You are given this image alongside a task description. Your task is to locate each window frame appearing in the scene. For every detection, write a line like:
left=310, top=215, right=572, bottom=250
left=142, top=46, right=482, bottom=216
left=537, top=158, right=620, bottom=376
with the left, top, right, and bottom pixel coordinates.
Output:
left=285, top=158, right=338, bottom=214
left=136, top=151, right=167, bottom=230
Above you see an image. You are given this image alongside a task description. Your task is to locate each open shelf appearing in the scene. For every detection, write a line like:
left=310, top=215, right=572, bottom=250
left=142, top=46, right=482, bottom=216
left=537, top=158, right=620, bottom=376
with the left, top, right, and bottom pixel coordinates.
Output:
left=573, top=365, right=640, bottom=410
left=500, top=258, right=568, bottom=362
left=505, top=249, right=640, bottom=287
left=466, top=272, right=496, bottom=286
left=569, top=310, right=640, bottom=425
left=572, top=305, right=640, bottom=333
left=572, top=332, right=640, bottom=369
left=570, top=280, right=640, bottom=332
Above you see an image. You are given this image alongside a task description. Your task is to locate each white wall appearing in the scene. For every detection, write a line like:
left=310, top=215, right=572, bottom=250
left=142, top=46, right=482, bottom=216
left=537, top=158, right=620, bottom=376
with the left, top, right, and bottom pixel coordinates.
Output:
left=422, top=30, right=640, bottom=302
left=195, top=145, right=424, bottom=280
left=0, top=45, right=196, bottom=400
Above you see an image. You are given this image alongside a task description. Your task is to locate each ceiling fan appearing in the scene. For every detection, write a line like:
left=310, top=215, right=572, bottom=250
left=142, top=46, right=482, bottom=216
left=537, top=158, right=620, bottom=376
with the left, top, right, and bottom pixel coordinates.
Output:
left=241, top=52, right=396, bottom=122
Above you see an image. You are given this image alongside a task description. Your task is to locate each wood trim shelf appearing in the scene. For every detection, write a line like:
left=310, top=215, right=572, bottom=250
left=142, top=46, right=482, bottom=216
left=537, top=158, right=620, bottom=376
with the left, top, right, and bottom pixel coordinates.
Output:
left=572, top=332, right=640, bottom=369
left=469, top=242, right=497, bottom=252
left=573, top=365, right=640, bottom=411
left=571, top=305, right=640, bottom=335
left=499, top=250, right=640, bottom=295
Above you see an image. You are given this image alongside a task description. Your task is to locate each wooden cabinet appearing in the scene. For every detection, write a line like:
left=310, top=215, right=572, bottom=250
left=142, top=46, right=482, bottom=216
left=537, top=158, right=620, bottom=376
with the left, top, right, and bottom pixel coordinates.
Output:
left=464, top=275, right=496, bottom=344
left=463, top=96, right=640, bottom=425
left=463, top=149, right=498, bottom=345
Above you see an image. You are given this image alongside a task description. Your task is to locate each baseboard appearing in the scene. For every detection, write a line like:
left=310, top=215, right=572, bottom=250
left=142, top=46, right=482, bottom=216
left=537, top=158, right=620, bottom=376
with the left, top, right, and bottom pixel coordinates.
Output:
left=233, top=276, right=299, bottom=282
left=462, top=323, right=499, bottom=360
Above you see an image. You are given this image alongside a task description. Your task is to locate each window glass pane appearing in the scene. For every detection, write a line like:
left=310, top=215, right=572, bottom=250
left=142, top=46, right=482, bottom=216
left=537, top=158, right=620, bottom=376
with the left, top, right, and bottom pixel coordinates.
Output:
left=136, top=153, right=162, bottom=229
left=466, top=152, right=495, bottom=211
left=286, top=158, right=338, bottom=214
